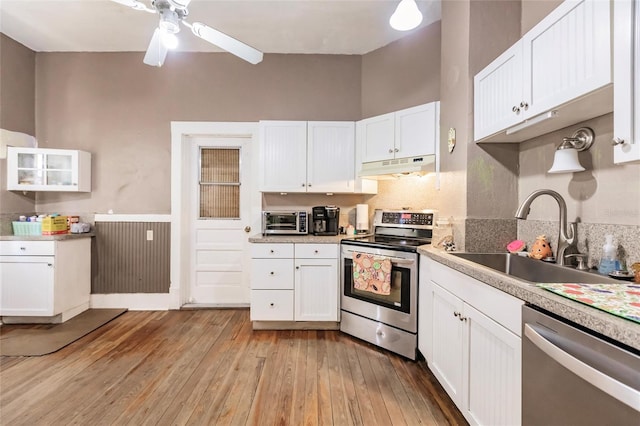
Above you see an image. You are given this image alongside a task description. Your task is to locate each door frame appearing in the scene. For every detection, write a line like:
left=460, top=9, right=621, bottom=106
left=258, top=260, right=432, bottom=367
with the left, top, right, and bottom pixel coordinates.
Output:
left=170, top=122, right=260, bottom=309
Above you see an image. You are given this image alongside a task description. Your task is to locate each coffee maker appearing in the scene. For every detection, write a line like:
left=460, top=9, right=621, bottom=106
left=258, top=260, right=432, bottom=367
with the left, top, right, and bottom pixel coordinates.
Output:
left=312, top=206, right=340, bottom=236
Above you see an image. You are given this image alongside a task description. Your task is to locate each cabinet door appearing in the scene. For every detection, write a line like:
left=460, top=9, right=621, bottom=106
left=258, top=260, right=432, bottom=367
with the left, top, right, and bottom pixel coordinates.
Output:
left=395, top=103, right=438, bottom=158
left=474, top=42, right=524, bottom=141
left=259, top=121, right=308, bottom=192
left=523, top=0, right=611, bottom=118
left=613, top=0, right=640, bottom=164
left=430, top=283, right=465, bottom=408
left=294, top=258, right=338, bottom=321
left=359, top=112, right=395, bottom=163
left=463, top=304, right=521, bottom=426
left=0, top=258, right=55, bottom=316
left=307, top=122, right=355, bottom=193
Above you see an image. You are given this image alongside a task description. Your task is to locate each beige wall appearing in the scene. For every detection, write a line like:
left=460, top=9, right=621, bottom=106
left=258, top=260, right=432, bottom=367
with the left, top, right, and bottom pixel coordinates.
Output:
left=0, top=34, right=36, bottom=216
left=361, top=21, right=441, bottom=118
left=33, top=52, right=362, bottom=214
left=521, top=0, right=563, bottom=35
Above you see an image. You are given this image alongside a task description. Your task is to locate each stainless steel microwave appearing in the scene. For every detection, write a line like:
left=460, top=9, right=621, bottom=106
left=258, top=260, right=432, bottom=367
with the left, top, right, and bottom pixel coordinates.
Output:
left=262, top=211, right=308, bottom=235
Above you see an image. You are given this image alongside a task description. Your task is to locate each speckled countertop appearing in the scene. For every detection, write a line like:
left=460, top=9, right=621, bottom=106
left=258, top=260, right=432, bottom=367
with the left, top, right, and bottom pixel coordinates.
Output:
left=249, top=234, right=367, bottom=244
left=418, top=245, right=640, bottom=352
left=0, top=232, right=95, bottom=241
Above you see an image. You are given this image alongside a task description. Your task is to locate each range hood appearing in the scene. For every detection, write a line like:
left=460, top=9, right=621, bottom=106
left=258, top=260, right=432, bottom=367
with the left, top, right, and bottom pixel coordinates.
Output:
left=358, top=155, right=436, bottom=179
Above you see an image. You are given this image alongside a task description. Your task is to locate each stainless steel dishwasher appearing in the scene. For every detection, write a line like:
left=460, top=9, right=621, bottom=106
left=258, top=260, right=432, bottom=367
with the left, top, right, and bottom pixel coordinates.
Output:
left=522, top=305, right=640, bottom=425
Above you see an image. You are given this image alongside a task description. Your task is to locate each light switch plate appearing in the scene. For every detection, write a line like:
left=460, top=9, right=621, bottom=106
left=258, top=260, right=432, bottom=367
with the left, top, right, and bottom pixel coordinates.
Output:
left=146, top=230, right=153, bottom=241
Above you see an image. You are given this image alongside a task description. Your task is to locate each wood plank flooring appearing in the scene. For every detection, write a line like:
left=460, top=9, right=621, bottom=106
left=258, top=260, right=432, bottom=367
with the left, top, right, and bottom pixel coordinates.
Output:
left=0, top=309, right=467, bottom=426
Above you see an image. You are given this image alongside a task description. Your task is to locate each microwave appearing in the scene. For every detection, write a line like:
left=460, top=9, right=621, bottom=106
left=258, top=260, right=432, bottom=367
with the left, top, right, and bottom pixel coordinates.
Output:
left=262, top=211, right=308, bottom=235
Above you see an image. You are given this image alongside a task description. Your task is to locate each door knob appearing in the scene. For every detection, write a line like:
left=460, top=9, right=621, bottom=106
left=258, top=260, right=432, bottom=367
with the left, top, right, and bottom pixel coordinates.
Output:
left=244, top=226, right=251, bottom=233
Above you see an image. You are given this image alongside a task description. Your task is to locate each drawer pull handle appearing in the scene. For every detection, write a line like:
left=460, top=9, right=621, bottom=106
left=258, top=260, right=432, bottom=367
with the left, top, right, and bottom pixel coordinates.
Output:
left=20, top=247, right=26, bottom=251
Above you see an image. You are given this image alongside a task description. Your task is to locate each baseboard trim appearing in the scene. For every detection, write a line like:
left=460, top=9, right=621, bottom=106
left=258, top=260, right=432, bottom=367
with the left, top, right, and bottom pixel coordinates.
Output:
left=252, top=321, right=340, bottom=330
left=90, top=293, right=171, bottom=311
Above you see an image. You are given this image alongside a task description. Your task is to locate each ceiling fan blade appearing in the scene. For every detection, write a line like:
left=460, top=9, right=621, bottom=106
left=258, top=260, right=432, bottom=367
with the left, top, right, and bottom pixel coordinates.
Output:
left=110, top=0, right=155, bottom=13
left=143, top=28, right=168, bottom=67
left=188, top=22, right=263, bottom=65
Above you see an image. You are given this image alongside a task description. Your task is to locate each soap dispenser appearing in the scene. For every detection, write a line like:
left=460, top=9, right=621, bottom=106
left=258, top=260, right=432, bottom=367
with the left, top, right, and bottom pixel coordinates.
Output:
left=598, top=235, right=619, bottom=275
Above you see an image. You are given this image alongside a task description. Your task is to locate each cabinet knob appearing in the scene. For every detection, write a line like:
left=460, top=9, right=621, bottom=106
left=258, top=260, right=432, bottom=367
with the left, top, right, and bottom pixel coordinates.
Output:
left=270, top=249, right=274, bottom=253
left=307, top=183, right=312, bottom=187
left=269, top=271, right=274, bottom=275
left=301, top=183, right=306, bottom=187
left=269, top=303, right=275, bottom=307
left=388, top=148, right=394, bottom=153
left=453, top=311, right=460, bottom=317
left=612, top=137, right=625, bottom=146
left=519, top=101, right=529, bottom=110
left=20, top=247, right=26, bottom=251
left=296, top=266, right=300, bottom=270
left=512, top=106, right=520, bottom=114
left=459, top=316, right=468, bottom=322
left=314, top=250, right=319, bottom=254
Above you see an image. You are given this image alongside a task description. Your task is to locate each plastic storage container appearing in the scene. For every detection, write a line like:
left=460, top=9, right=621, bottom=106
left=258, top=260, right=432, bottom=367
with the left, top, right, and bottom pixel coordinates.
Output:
left=12, top=221, right=42, bottom=236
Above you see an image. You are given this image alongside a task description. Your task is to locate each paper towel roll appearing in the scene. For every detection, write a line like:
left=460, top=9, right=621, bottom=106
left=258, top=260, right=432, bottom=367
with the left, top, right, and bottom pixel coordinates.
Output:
left=356, top=204, right=369, bottom=232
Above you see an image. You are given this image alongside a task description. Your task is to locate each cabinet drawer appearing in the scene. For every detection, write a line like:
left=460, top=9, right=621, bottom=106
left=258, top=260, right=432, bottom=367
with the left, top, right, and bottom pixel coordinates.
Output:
left=0, top=241, right=55, bottom=256
left=251, top=259, right=294, bottom=289
left=250, top=290, right=294, bottom=321
left=294, top=243, right=338, bottom=259
left=250, top=243, right=294, bottom=258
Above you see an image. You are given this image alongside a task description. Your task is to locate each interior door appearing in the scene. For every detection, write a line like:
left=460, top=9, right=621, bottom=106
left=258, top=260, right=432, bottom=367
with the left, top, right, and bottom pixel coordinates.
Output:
left=189, top=136, right=253, bottom=305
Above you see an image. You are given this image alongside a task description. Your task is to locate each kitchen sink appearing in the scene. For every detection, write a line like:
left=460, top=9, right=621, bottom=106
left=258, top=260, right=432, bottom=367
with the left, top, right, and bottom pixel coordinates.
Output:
left=449, top=252, right=621, bottom=284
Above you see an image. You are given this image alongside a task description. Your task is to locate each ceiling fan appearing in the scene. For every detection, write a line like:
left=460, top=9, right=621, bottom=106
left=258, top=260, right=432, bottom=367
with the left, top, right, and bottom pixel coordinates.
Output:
left=111, top=0, right=264, bottom=67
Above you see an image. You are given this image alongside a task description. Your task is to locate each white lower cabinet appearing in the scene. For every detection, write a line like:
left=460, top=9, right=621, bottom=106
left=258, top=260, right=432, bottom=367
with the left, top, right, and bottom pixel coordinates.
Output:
left=419, top=256, right=523, bottom=426
left=250, top=243, right=338, bottom=322
left=0, top=239, right=91, bottom=322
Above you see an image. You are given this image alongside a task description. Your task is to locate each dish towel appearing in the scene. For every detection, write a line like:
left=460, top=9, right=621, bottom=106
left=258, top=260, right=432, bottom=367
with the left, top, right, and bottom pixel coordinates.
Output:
left=352, top=252, right=392, bottom=295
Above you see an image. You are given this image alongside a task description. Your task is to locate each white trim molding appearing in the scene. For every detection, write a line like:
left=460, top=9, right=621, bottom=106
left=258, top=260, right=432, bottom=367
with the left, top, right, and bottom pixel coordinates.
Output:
left=94, top=214, right=171, bottom=222
left=91, top=293, right=171, bottom=311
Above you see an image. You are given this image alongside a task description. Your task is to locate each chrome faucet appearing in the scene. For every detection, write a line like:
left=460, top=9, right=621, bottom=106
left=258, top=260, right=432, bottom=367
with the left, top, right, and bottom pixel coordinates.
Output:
left=515, top=189, right=577, bottom=266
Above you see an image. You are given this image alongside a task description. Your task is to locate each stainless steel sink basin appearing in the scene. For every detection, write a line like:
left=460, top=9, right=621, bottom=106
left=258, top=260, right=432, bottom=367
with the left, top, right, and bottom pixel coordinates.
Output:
left=449, top=252, right=621, bottom=284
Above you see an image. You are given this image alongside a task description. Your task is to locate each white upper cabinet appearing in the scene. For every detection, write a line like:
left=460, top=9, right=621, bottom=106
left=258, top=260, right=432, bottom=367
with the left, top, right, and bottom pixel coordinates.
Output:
left=360, top=103, right=438, bottom=163
left=6, top=147, right=91, bottom=192
left=474, top=0, right=612, bottom=142
left=259, top=121, right=308, bottom=192
left=613, top=0, right=640, bottom=164
left=259, top=120, right=376, bottom=193
left=306, top=121, right=355, bottom=193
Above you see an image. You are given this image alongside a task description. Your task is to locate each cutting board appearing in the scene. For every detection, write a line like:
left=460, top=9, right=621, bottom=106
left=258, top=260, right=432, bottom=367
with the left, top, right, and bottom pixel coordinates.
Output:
left=537, top=283, right=640, bottom=324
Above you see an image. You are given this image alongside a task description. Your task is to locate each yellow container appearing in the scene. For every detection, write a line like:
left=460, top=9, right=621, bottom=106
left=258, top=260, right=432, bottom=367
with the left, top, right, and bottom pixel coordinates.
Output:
left=41, top=216, right=68, bottom=235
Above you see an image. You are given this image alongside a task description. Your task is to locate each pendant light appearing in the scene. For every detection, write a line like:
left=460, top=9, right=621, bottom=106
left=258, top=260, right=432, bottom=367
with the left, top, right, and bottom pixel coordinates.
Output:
left=548, top=127, right=595, bottom=174
left=390, top=0, right=423, bottom=31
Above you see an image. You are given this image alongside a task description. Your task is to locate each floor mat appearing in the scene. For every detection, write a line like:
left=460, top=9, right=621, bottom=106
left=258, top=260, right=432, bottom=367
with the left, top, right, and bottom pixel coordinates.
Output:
left=0, top=309, right=127, bottom=356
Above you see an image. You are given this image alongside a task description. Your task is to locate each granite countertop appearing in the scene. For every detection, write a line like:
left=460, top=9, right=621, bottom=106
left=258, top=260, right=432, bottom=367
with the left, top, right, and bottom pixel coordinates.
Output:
left=0, top=232, right=95, bottom=241
left=249, top=234, right=365, bottom=244
left=418, top=245, right=640, bottom=352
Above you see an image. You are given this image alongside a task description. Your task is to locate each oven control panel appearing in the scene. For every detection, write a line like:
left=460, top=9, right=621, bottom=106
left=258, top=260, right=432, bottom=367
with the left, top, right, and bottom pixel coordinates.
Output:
left=379, top=211, right=434, bottom=226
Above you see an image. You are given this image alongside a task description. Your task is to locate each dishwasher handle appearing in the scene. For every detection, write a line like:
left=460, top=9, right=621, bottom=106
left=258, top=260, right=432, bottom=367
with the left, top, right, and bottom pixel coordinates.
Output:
left=524, top=324, right=640, bottom=413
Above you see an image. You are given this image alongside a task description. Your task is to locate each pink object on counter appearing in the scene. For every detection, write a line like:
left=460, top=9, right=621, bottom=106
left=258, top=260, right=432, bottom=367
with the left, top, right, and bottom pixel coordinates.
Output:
left=507, top=239, right=526, bottom=253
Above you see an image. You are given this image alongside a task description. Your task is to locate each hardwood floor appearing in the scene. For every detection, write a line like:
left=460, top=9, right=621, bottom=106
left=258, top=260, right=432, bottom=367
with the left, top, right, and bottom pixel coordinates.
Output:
left=0, top=309, right=467, bottom=425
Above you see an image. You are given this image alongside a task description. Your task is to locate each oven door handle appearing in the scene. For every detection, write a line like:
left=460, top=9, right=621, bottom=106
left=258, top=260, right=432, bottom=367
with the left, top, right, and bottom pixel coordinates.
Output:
left=344, top=253, right=415, bottom=267
left=524, top=324, right=640, bottom=412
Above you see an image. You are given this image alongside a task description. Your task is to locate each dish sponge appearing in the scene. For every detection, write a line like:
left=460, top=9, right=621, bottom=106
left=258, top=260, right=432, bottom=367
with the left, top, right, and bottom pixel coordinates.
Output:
left=507, top=239, right=526, bottom=253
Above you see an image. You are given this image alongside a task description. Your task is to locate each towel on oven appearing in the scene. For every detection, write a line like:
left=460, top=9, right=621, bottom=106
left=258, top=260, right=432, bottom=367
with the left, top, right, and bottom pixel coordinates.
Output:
left=352, top=252, right=392, bottom=295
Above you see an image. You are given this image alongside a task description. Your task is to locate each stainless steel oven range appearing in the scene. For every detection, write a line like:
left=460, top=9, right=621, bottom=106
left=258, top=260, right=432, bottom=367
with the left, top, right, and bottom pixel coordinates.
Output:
left=340, top=209, right=435, bottom=360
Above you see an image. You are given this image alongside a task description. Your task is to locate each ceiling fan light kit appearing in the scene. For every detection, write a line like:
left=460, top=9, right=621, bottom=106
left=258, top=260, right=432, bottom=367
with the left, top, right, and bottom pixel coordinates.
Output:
left=390, top=0, right=423, bottom=31
left=110, top=0, right=264, bottom=67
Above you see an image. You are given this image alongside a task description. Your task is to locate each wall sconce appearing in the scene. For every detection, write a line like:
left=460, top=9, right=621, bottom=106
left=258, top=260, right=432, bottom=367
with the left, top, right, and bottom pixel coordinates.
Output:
left=389, top=0, right=423, bottom=31
left=548, top=127, right=595, bottom=173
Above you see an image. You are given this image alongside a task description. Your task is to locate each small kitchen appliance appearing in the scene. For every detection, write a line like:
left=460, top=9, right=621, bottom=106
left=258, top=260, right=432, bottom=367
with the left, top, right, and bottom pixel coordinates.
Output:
left=261, top=211, right=308, bottom=235
left=312, top=206, right=340, bottom=236
left=340, top=209, right=435, bottom=360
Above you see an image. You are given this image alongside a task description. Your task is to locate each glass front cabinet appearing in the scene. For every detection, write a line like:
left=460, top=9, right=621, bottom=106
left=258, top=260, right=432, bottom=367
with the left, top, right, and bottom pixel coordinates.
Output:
left=6, top=147, right=91, bottom=192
